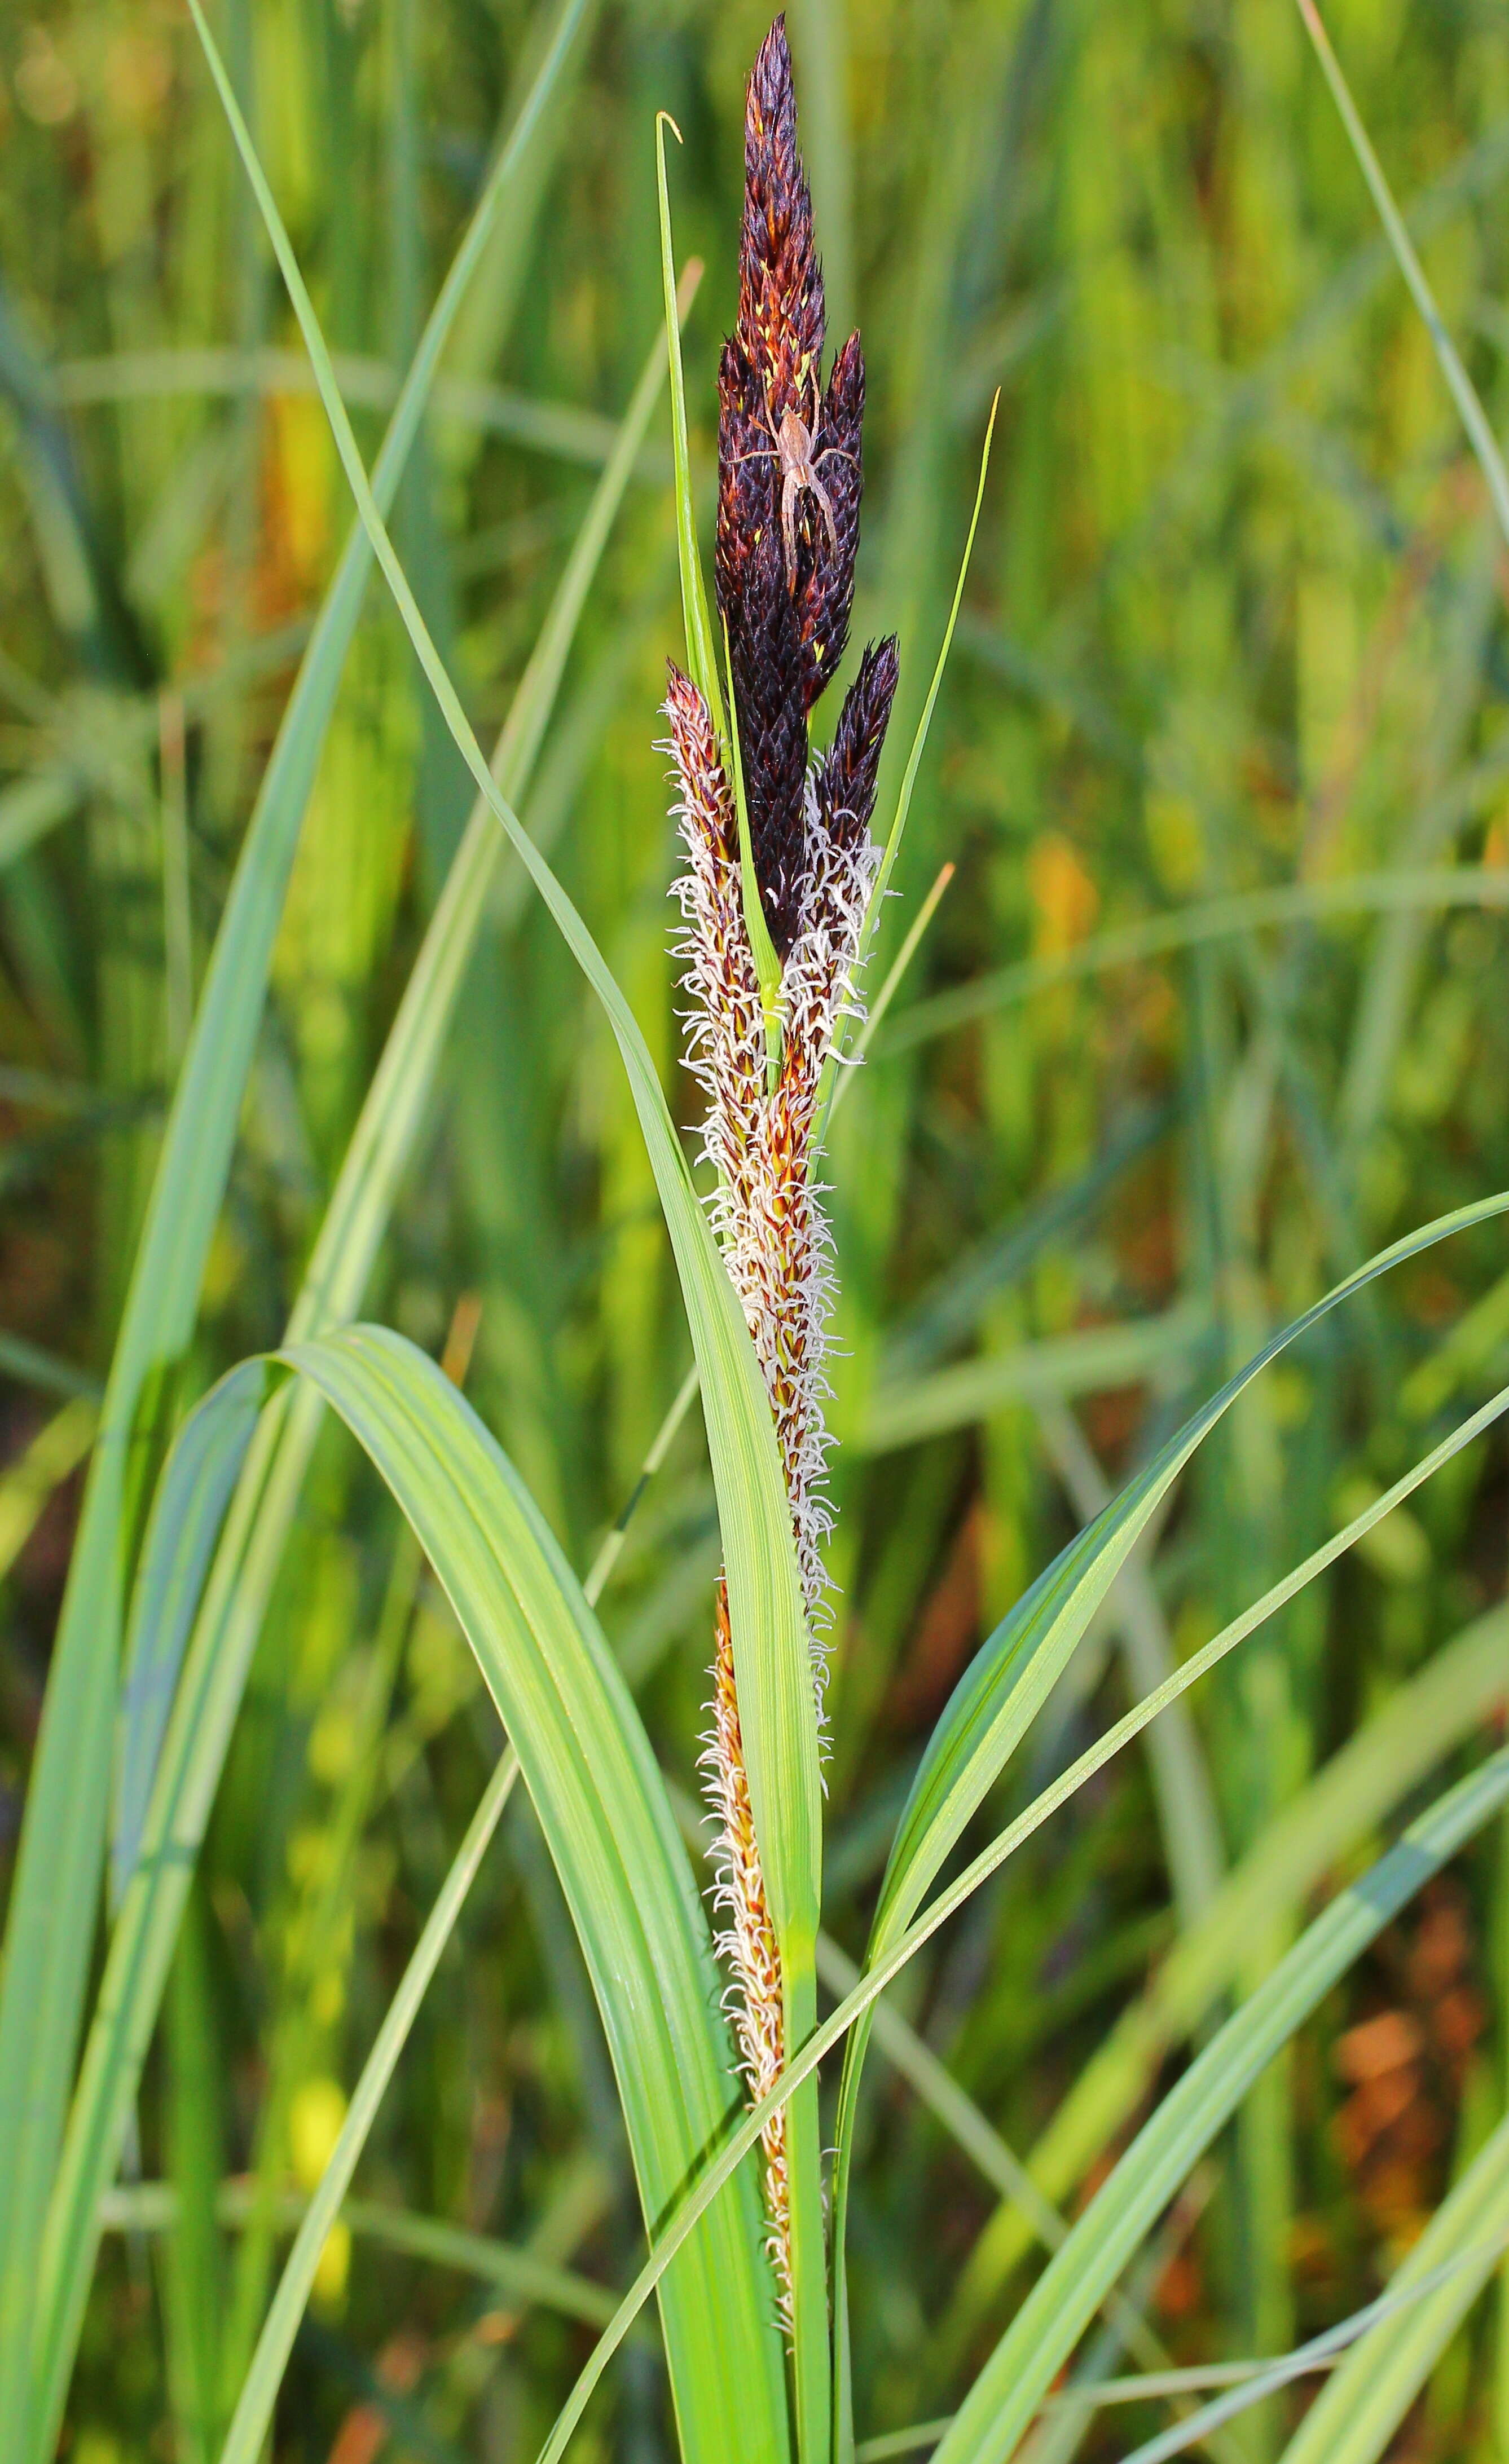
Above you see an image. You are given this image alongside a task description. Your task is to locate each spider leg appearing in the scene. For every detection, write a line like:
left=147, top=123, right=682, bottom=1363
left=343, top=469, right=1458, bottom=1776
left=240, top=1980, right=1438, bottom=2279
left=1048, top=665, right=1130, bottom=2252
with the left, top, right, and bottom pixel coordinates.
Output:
left=808, top=469, right=841, bottom=558
left=813, top=446, right=861, bottom=473
left=781, top=470, right=799, bottom=588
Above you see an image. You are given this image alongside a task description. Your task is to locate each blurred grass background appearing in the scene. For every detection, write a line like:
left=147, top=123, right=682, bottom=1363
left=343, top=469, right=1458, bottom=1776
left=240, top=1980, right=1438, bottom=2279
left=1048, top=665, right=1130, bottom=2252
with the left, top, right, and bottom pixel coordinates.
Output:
left=1, top=0, right=1508, bottom=2456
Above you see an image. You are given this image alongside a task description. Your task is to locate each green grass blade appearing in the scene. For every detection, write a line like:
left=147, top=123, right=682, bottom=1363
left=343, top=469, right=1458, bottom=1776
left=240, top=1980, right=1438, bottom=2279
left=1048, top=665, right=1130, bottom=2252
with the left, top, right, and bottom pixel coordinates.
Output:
left=1296, top=0, right=1509, bottom=548
left=818, top=398, right=997, bottom=1145
left=99, top=2183, right=620, bottom=2330
left=859, top=1308, right=1208, bottom=1454
left=160, top=1884, right=226, bottom=2464
left=581, top=1359, right=702, bottom=1607
left=1069, top=2227, right=1509, bottom=2464
left=0, top=8, right=591, bottom=2440
left=1109, top=2237, right=1509, bottom=2464
left=275, top=1325, right=786, bottom=2462
left=930, top=1752, right=1509, bottom=2464
left=50, top=347, right=644, bottom=471
left=655, top=114, right=722, bottom=721
left=1037, top=1402, right=1224, bottom=1926
left=869, top=1192, right=1509, bottom=1993
left=186, top=33, right=827, bottom=2447
left=29, top=306, right=679, bottom=2458
left=0, top=1334, right=99, bottom=1405
left=531, top=1296, right=1509, bottom=2459
left=0, top=1399, right=96, bottom=1582
left=0, top=773, right=81, bottom=870
left=215, top=1745, right=522, bottom=2464
left=127, top=2185, right=613, bottom=2326
left=951, top=1600, right=1509, bottom=2325
left=813, top=1933, right=1184, bottom=2396
left=109, top=1361, right=264, bottom=1908
left=867, top=392, right=998, bottom=932
left=827, top=1193, right=1509, bottom=2378
left=880, top=867, right=1509, bottom=1056
left=55, top=1325, right=786, bottom=2459
left=1275, top=2113, right=1509, bottom=2464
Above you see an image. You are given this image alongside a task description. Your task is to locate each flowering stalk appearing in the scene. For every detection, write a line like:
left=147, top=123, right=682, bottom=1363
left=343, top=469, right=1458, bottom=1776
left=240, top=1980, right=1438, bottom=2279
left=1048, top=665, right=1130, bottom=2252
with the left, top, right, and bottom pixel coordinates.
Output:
left=663, top=15, right=898, bottom=2323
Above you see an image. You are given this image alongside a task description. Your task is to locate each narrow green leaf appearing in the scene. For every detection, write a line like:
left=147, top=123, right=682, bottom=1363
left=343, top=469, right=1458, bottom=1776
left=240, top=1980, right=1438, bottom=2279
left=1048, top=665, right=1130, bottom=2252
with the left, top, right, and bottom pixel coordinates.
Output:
left=269, top=1326, right=785, bottom=2462
left=655, top=112, right=722, bottom=722
left=865, top=395, right=996, bottom=936
left=0, top=773, right=80, bottom=870
left=1111, top=2238, right=1509, bottom=2464
left=0, top=1333, right=98, bottom=1404
left=931, top=1751, right=1509, bottom=2464
left=1296, top=0, right=1509, bottom=547
left=0, top=8, right=591, bottom=2440
left=953, top=1600, right=1509, bottom=2320
left=907, top=2226, right=1509, bottom=2464
left=819, top=395, right=996, bottom=1143
left=1276, top=2112, right=1509, bottom=2464
left=217, top=1745, right=521, bottom=2464
left=828, top=1191, right=1509, bottom=2430
left=0, top=1397, right=96, bottom=1581
left=98, top=2182, right=620, bottom=2330
left=61, top=1328, right=787, bottom=2462
left=859, top=1307, right=1208, bottom=1455
left=30, top=299, right=687, bottom=2458
left=879, top=1201, right=1507, bottom=1990
left=813, top=1932, right=1178, bottom=2391
left=534, top=1289, right=1509, bottom=2462
left=160, top=1884, right=226, bottom=2464
left=52, top=346, right=639, bottom=471
left=881, top=866, right=1509, bottom=1057
left=109, top=1361, right=263, bottom=1908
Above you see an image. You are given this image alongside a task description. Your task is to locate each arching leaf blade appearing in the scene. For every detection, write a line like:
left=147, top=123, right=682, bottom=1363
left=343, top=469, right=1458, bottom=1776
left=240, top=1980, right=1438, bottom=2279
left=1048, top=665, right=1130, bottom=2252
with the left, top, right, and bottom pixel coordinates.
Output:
left=931, top=1748, right=1509, bottom=2464
left=828, top=1189, right=1509, bottom=2442
left=949, top=1599, right=1509, bottom=2327
left=29, top=301, right=685, bottom=2462
left=280, top=1328, right=785, bottom=2461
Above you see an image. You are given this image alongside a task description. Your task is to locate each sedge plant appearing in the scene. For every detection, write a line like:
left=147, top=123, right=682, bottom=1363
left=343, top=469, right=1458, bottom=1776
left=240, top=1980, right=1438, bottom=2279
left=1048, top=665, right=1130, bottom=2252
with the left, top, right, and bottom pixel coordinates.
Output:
left=3, top=11, right=1509, bottom=2464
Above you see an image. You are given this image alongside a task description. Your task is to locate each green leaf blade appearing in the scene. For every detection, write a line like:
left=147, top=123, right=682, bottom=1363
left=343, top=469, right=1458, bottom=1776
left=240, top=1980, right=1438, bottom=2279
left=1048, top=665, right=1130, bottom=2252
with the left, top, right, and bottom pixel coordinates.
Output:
left=931, top=1748, right=1509, bottom=2464
left=1276, top=2109, right=1509, bottom=2464
left=0, top=8, right=593, bottom=2444
left=29, top=293, right=683, bottom=2462
left=274, top=1326, right=789, bottom=2464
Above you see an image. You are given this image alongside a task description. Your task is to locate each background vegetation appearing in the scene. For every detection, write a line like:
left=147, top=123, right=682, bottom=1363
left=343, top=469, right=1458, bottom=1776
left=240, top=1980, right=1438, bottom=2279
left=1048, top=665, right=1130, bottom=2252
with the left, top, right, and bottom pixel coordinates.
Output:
left=1, top=0, right=1507, bottom=2456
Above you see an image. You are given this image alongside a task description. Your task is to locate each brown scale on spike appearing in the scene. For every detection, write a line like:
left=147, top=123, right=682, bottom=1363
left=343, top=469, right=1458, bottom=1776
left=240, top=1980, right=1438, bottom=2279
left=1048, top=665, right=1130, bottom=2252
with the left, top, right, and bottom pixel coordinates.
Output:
left=736, top=16, right=825, bottom=423
left=815, top=634, right=900, bottom=857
